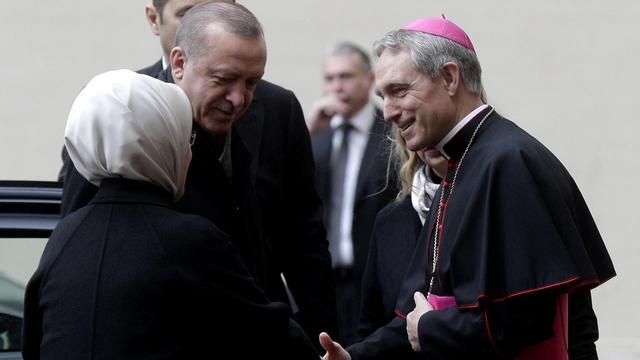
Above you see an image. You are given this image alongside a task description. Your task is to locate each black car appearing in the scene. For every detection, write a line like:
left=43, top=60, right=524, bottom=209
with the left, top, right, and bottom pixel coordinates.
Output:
left=0, top=181, right=61, bottom=360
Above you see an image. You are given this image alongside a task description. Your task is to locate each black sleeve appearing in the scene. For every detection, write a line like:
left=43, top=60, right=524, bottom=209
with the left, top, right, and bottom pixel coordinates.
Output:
left=417, top=293, right=557, bottom=359
left=348, top=316, right=421, bottom=360
left=60, top=146, right=99, bottom=216
left=276, top=90, right=338, bottom=345
left=568, top=290, right=599, bottom=360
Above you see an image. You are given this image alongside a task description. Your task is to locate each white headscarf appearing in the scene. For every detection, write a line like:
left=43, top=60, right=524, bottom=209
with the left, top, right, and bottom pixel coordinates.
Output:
left=411, top=165, right=440, bottom=224
left=64, top=69, right=193, bottom=201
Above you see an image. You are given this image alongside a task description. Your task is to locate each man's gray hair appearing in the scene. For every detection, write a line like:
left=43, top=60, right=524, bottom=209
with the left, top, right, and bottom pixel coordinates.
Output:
left=175, top=2, right=263, bottom=62
left=329, top=42, right=372, bottom=72
left=373, top=30, right=484, bottom=98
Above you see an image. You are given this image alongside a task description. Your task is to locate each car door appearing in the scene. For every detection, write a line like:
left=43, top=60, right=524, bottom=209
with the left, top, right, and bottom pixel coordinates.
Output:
left=0, top=181, right=61, bottom=360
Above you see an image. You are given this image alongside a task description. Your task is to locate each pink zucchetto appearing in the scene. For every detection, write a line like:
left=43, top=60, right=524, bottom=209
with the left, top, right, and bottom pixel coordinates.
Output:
left=401, top=16, right=475, bottom=52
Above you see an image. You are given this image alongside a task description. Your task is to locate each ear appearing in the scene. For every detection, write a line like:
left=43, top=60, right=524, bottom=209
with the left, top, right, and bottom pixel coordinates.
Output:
left=441, top=62, right=461, bottom=96
left=170, top=47, right=187, bottom=83
left=144, top=5, right=161, bottom=36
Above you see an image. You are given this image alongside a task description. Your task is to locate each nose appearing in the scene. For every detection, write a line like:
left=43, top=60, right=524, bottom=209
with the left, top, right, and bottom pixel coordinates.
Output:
left=383, top=99, right=400, bottom=124
left=225, top=83, right=246, bottom=109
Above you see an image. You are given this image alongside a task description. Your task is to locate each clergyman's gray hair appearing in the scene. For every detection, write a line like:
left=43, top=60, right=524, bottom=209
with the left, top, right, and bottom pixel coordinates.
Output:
left=175, top=2, right=263, bottom=62
left=329, top=42, right=372, bottom=72
left=373, top=30, right=485, bottom=98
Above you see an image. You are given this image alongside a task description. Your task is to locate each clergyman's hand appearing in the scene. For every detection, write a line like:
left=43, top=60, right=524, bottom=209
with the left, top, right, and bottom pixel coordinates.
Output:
left=319, top=332, right=351, bottom=360
left=406, top=292, right=433, bottom=352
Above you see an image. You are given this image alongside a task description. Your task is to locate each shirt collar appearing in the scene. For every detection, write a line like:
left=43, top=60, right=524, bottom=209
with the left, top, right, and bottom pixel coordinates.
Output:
left=436, top=104, right=489, bottom=160
left=330, top=102, right=375, bottom=133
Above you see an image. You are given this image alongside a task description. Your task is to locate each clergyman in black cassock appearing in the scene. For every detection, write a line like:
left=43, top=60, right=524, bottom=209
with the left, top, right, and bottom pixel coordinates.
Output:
left=320, top=15, right=615, bottom=360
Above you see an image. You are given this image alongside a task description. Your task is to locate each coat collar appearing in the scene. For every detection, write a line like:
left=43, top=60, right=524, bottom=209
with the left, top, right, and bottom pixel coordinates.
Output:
left=439, top=105, right=493, bottom=161
left=90, top=178, right=173, bottom=208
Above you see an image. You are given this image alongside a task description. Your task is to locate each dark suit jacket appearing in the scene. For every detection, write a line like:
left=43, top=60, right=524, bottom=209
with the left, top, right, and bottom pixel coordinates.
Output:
left=312, top=112, right=397, bottom=284
left=22, top=179, right=318, bottom=360
left=60, top=60, right=337, bottom=350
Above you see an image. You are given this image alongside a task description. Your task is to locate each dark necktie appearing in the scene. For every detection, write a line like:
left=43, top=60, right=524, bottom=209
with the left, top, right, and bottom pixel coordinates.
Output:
left=328, top=123, right=352, bottom=267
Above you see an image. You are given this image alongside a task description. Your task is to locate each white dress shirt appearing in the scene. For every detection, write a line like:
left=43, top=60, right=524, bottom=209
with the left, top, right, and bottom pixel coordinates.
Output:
left=329, top=102, right=376, bottom=266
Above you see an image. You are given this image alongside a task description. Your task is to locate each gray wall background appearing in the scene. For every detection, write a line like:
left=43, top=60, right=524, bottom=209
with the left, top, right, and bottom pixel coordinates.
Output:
left=1, top=1, right=638, bottom=357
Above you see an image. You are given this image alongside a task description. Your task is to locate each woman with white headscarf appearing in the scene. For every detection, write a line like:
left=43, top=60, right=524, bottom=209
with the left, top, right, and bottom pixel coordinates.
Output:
left=21, top=70, right=318, bottom=359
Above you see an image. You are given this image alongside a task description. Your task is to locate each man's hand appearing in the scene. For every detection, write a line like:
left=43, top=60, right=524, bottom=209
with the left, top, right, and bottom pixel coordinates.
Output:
left=319, top=332, right=351, bottom=360
left=406, top=292, right=433, bottom=352
left=307, top=95, right=349, bottom=134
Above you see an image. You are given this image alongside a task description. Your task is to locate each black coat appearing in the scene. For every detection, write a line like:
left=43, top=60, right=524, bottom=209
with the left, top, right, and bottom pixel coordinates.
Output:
left=349, top=109, right=612, bottom=359
left=22, top=179, right=318, bottom=359
left=359, top=108, right=614, bottom=359
left=352, top=199, right=603, bottom=359
left=60, top=60, right=338, bottom=350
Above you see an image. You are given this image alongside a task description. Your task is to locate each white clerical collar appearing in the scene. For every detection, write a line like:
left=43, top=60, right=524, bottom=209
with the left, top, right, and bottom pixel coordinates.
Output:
left=330, top=102, right=375, bottom=133
left=162, top=56, right=169, bottom=70
left=436, top=104, right=489, bottom=160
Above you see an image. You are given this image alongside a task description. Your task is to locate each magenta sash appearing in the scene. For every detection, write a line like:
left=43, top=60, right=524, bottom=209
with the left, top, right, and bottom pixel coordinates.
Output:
left=426, top=293, right=457, bottom=310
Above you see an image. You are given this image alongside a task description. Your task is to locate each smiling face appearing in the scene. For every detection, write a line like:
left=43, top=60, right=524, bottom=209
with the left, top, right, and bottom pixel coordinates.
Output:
left=171, top=23, right=266, bottom=135
left=375, top=49, right=457, bottom=151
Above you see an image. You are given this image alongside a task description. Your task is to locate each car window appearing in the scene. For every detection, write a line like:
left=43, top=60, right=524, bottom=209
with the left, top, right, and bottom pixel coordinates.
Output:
left=0, top=238, right=47, bottom=352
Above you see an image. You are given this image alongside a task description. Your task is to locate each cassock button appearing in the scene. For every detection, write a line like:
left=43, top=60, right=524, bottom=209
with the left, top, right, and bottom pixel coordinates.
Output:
left=448, top=161, right=457, bottom=170
left=443, top=180, right=451, bottom=188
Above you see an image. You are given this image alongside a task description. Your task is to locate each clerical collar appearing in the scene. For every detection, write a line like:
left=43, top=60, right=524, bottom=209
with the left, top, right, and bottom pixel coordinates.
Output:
left=436, top=104, right=491, bottom=160
left=162, top=56, right=169, bottom=70
left=330, top=102, right=375, bottom=134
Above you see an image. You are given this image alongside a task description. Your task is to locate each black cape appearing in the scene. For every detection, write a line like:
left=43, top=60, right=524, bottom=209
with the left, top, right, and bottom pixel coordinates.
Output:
left=395, top=107, right=615, bottom=358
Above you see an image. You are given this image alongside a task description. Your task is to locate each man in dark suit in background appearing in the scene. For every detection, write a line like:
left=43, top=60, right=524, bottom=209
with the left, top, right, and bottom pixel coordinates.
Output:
left=309, top=42, right=397, bottom=345
left=60, top=0, right=337, bottom=352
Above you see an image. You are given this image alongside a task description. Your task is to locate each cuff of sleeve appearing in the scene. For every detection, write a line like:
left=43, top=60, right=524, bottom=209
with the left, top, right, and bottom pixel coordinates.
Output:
left=417, top=310, right=435, bottom=353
